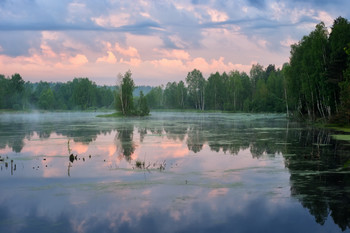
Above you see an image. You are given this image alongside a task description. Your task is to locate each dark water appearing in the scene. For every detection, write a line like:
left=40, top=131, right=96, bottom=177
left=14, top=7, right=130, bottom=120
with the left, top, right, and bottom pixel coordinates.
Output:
left=0, top=112, right=350, bottom=233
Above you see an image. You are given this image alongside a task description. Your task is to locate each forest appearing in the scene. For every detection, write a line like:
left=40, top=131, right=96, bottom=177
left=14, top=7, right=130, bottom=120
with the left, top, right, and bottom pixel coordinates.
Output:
left=0, top=16, right=349, bottom=123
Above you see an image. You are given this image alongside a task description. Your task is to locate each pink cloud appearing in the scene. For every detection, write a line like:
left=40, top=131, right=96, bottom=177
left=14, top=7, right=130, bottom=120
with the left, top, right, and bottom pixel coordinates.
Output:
left=72, top=143, right=89, bottom=154
left=69, top=54, right=89, bottom=66
left=120, top=58, right=142, bottom=66
left=150, top=58, right=185, bottom=69
left=97, top=51, right=118, bottom=64
left=115, top=43, right=140, bottom=58
left=154, top=49, right=190, bottom=60
left=208, top=188, right=229, bottom=198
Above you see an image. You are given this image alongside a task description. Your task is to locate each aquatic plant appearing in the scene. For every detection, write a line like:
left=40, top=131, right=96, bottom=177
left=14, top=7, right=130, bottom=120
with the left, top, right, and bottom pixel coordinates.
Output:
left=135, top=160, right=145, bottom=169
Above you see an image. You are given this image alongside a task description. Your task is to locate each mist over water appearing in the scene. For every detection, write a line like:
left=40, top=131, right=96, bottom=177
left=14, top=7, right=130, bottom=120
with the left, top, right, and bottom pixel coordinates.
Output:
left=0, top=112, right=349, bottom=232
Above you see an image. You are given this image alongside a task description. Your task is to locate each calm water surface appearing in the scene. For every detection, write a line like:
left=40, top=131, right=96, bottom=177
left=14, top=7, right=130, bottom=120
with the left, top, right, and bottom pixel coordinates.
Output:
left=0, top=112, right=350, bottom=233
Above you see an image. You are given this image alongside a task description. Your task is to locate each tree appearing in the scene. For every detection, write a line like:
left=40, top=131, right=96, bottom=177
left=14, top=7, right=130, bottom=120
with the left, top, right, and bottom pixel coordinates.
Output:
left=71, top=78, right=97, bottom=110
left=39, top=88, right=55, bottom=110
left=186, top=69, right=206, bottom=110
left=287, top=22, right=330, bottom=120
left=177, top=81, right=187, bottom=109
left=206, top=72, right=225, bottom=110
left=250, top=63, right=264, bottom=92
left=164, top=82, right=178, bottom=108
left=8, top=73, right=25, bottom=109
left=0, top=75, right=7, bottom=108
left=137, top=91, right=150, bottom=116
left=115, top=70, right=135, bottom=116
left=146, top=86, right=163, bottom=109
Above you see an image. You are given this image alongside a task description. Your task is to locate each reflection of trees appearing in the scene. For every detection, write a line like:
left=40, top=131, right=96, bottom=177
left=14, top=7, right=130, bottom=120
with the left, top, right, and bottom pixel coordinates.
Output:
left=0, top=121, right=28, bottom=153
left=0, top=117, right=113, bottom=152
left=115, top=123, right=135, bottom=161
left=61, top=127, right=100, bottom=144
left=187, top=125, right=205, bottom=153
left=164, top=122, right=187, bottom=141
left=206, top=121, right=250, bottom=155
left=284, top=128, right=350, bottom=231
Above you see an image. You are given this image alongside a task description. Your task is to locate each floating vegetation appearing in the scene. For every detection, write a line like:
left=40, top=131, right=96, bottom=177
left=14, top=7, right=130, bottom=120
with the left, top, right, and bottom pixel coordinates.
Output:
left=135, top=160, right=145, bottom=169
left=253, top=128, right=286, bottom=131
left=0, top=156, right=17, bottom=175
left=331, top=134, right=350, bottom=141
left=312, top=143, right=332, bottom=147
left=344, top=160, right=350, bottom=169
left=326, top=126, right=350, bottom=133
left=133, top=159, right=166, bottom=171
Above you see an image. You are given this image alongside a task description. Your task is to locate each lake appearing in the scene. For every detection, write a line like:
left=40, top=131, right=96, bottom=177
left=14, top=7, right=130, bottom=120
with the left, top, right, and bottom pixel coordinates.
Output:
left=0, top=112, right=350, bottom=233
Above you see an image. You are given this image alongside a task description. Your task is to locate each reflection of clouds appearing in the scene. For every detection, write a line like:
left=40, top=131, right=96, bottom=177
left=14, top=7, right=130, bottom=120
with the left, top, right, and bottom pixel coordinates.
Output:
left=1, top=177, right=340, bottom=233
left=160, top=142, right=189, bottom=158
left=0, top=146, right=12, bottom=154
left=208, top=188, right=229, bottom=198
left=72, top=142, right=89, bottom=154
left=41, top=157, right=63, bottom=178
left=20, top=132, right=68, bottom=156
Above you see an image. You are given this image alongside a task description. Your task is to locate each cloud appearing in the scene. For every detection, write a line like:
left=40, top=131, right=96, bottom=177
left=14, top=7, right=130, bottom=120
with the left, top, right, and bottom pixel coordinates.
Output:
left=207, top=9, right=228, bottom=22
left=154, top=49, right=190, bottom=60
left=247, top=0, right=266, bottom=9
left=92, top=14, right=131, bottom=28
left=69, top=54, right=88, bottom=66
left=115, top=43, right=140, bottom=58
left=280, top=37, right=298, bottom=48
left=0, top=31, right=41, bottom=57
left=97, top=51, right=117, bottom=64
left=120, top=58, right=142, bottom=66
left=0, top=0, right=349, bottom=86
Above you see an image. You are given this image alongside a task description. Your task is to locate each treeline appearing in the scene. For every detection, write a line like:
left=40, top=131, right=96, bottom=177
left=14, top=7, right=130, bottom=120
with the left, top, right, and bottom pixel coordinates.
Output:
left=1, top=16, right=349, bottom=122
left=286, top=17, right=350, bottom=122
left=146, top=16, right=350, bottom=123
left=0, top=75, right=114, bottom=110
left=146, top=65, right=286, bottom=112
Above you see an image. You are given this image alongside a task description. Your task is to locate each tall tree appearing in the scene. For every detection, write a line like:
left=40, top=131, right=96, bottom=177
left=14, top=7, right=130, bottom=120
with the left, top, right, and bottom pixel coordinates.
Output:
left=287, top=22, right=329, bottom=120
left=146, top=86, right=163, bottom=109
left=186, top=69, right=206, bottom=110
left=177, top=80, right=187, bottom=109
left=137, top=91, right=150, bottom=116
left=116, top=70, right=135, bottom=116
left=9, top=73, right=25, bottom=109
left=250, top=63, right=264, bottom=93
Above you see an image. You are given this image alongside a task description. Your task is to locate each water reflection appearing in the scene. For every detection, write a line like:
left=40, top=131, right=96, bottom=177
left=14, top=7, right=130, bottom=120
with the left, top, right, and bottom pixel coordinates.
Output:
left=115, top=123, right=135, bottom=161
left=0, top=112, right=350, bottom=232
left=284, top=127, right=350, bottom=231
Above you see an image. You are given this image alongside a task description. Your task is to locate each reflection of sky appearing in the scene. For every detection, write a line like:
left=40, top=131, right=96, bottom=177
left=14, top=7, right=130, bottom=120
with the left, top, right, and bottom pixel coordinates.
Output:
left=0, top=177, right=344, bottom=233
left=0, top=112, right=348, bottom=232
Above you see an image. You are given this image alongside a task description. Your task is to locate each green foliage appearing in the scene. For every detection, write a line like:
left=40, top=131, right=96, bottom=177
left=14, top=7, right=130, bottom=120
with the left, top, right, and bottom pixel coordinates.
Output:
left=39, top=88, right=55, bottom=110
left=116, top=70, right=135, bottom=116
left=146, top=86, right=163, bottom=109
left=0, top=74, right=114, bottom=111
left=114, top=70, right=149, bottom=117
left=71, top=78, right=98, bottom=110
left=186, top=69, right=206, bottom=110
left=286, top=17, right=350, bottom=122
left=136, top=91, right=150, bottom=116
left=1, top=16, right=349, bottom=121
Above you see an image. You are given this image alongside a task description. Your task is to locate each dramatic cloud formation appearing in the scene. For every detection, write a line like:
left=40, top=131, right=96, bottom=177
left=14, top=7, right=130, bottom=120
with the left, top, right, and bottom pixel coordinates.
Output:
left=0, top=0, right=349, bottom=85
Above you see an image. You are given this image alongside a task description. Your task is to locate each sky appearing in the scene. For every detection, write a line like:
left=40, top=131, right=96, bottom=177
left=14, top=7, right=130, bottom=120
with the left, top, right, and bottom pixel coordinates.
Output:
left=0, top=0, right=349, bottom=86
